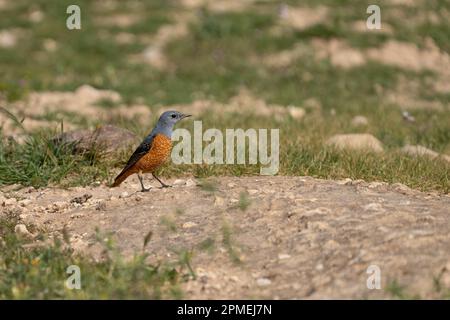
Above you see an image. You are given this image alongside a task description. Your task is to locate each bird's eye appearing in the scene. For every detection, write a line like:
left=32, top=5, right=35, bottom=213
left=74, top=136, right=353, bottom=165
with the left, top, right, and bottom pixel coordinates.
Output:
left=171, top=114, right=177, bottom=118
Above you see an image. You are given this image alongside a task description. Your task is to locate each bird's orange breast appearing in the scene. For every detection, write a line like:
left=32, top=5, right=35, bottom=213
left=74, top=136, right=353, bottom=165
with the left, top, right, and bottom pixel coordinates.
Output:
left=135, top=134, right=172, bottom=173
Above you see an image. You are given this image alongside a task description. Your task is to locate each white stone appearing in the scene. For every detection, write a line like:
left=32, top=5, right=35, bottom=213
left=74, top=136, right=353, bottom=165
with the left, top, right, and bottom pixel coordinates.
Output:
left=173, top=179, right=185, bottom=186
left=326, top=133, right=384, bottom=153
left=401, top=145, right=439, bottom=159
left=288, top=106, right=306, bottom=120
left=182, top=222, right=197, bottom=229
left=2, top=198, right=17, bottom=206
left=256, top=278, right=272, bottom=286
left=351, top=115, right=369, bottom=126
left=278, top=253, right=291, bottom=260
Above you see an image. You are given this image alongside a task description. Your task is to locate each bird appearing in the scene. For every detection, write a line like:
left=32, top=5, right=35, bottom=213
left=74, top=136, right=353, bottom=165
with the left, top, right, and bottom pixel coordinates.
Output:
left=112, top=110, right=191, bottom=192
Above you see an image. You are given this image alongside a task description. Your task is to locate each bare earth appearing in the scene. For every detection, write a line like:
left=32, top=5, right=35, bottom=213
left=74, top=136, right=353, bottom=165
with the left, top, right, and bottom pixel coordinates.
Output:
left=2, top=176, right=450, bottom=299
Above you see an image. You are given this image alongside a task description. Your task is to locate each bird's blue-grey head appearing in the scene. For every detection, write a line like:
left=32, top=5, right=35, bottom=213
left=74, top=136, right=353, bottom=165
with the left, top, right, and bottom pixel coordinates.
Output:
left=152, top=110, right=191, bottom=138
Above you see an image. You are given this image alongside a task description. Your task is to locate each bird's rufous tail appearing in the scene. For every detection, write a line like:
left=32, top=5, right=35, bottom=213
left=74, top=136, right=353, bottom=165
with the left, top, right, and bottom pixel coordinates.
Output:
left=111, top=169, right=133, bottom=187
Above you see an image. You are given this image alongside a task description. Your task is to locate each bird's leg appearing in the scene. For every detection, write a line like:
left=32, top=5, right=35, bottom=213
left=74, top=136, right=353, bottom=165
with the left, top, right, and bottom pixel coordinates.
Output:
left=138, top=173, right=151, bottom=192
left=152, top=173, right=171, bottom=188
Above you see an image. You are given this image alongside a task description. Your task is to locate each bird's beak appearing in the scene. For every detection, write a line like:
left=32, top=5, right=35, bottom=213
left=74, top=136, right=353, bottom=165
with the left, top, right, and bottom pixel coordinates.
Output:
left=181, top=114, right=192, bottom=119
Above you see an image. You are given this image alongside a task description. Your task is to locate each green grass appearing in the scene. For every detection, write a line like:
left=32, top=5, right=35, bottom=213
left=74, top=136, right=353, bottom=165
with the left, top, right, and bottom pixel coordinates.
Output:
left=0, top=0, right=449, bottom=300
left=0, top=3, right=448, bottom=201
left=0, top=216, right=189, bottom=299
left=1, top=103, right=449, bottom=192
left=0, top=130, right=114, bottom=188
left=386, top=276, right=450, bottom=300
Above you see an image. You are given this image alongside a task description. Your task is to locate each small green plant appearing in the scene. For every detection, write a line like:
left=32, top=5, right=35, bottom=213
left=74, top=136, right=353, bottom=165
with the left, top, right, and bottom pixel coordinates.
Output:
left=385, top=280, right=421, bottom=300
left=160, top=215, right=177, bottom=232
left=237, top=192, right=251, bottom=211
left=221, top=221, right=242, bottom=265
left=198, top=179, right=219, bottom=193
left=198, top=237, right=215, bottom=254
left=0, top=217, right=188, bottom=299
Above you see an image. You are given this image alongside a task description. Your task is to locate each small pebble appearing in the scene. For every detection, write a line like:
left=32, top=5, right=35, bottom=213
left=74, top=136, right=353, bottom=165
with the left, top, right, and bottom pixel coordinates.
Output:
left=14, top=224, right=33, bottom=238
left=173, top=179, right=185, bottom=186
left=186, top=179, right=196, bottom=187
left=182, top=222, right=197, bottom=229
left=256, top=278, right=272, bottom=286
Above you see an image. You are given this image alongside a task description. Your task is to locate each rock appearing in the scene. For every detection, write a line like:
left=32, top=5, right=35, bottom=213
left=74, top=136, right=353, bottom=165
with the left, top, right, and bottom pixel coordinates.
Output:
left=29, top=9, right=44, bottom=23
left=0, top=184, right=22, bottom=192
left=53, top=125, right=140, bottom=158
left=303, top=98, right=322, bottom=110
left=288, top=106, right=305, bottom=120
left=47, top=201, right=69, bottom=213
left=173, top=179, right=185, bottom=186
left=351, top=115, right=368, bottom=126
left=18, top=199, right=32, bottom=207
left=0, top=29, right=17, bottom=48
left=324, top=240, right=340, bottom=250
left=43, top=38, right=57, bottom=52
left=115, top=32, right=136, bottom=45
left=2, top=198, right=17, bottom=206
left=368, top=182, right=387, bottom=189
left=70, top=193, right=92, bottom=205
left=326, top=133, right=383, bottom=153
left=392, top=183, right=412, bottom=193
left=75, top=84, right=121, bottom=103
left=141, top=45, right=169, bottom=70
left=14, top=224, right=33, bottom=239
left=402, top=111, right=416, bottom=122
left=308, top=221, right=329, bottom=231
left=185, top=179, right=197, bottom=187
left=279, top=5, right=328, bottom=31
left=256, top=278, right=272, bottom=286
left=363, top=203, right=384, bottom=212
left=95, top=202, right=107, bottom=211
left=214, top=196, right=225, bottom=206
left=401, top=145, right=439, bottom=159
left=182, top=222, right=197, bottom=229
left=336, top=178, right=353, bottom=185
left=278, top=253, right=291, bottom=260
left=70, top=213, right=85, bottom=219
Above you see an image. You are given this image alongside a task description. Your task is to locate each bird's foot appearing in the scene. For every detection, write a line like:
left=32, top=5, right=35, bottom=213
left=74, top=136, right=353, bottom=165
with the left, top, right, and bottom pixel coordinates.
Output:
left=140, top=187, right=152, bottom=192
left=160, top=184, right=171, bottom=189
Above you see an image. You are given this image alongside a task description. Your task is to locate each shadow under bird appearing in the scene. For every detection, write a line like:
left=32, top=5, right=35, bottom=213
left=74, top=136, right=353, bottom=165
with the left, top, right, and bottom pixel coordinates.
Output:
left=112, top=110, right=191, bottom=191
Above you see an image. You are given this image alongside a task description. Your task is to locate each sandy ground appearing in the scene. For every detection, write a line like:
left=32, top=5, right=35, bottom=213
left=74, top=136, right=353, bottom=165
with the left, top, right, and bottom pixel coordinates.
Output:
left=2, top=176, right=450, bottom=299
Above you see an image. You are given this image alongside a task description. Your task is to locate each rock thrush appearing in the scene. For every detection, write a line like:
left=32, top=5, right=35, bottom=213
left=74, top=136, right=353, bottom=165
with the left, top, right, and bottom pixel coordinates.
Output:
left=112, top=110, right=191, bottom=191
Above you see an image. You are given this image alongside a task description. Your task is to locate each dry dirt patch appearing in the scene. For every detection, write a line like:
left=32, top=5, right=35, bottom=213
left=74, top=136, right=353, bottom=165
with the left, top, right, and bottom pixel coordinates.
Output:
left=278, top=5, right=329, bottom=31
left=3, top=176, right=450, bottom=299
left=1, top=85, right=152, bottom=140
left=181, top=0, right=255, bottom=13
left=131, top=12, right=194, bottom=70
left=159, top=88, right=306, bottom=120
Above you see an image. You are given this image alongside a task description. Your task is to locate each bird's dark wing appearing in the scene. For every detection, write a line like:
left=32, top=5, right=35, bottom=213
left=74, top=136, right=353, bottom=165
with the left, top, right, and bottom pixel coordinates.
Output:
left=118, top=133, right=155, bottom=175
